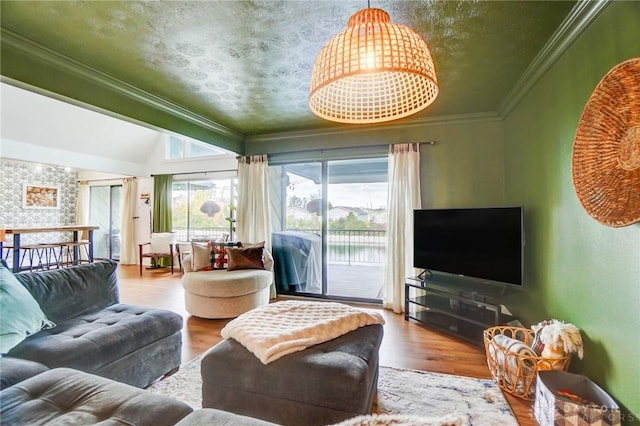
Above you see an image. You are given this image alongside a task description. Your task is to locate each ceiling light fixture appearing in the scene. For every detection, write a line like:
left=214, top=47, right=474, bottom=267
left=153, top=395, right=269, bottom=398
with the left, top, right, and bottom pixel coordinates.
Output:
left=309, top=3, right=439, bottom=124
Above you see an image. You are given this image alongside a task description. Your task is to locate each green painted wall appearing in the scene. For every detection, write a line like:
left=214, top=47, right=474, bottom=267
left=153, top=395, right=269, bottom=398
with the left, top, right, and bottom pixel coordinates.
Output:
left=417, top=119, right=504, bottom=209
left=503, top=2, right=640, bottom=422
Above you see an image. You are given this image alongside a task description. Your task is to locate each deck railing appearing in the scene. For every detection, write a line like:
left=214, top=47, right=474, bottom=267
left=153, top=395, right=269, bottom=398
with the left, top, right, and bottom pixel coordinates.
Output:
left=173, top=227, right=229, bottom=242
left=173, top=227, right=386, bottom=264
left=326, top=229, right=386, bottom=264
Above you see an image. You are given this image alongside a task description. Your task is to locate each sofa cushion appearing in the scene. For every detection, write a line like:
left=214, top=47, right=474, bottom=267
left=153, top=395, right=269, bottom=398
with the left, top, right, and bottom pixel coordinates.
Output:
left=227, top=246, right=266, bottom=271
left=0, top=264, right=55, bottom=354
left=191, top=242, right=213, bottom=271
left=0, top=368, right=193, bottom=426
left=183, top=250, right=274, bottom=274
left=6, top=304, right=183, bottom=374
left=14, top=260, right=119, bottom=323
left=241, top=241, right=265, bottom=249
left=0, top=357, right=49, bottom=390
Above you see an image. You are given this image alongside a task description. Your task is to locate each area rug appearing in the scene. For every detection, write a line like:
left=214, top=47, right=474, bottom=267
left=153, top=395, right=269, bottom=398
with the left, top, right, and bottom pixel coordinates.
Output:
left=147, top=354, right=517, bottom=426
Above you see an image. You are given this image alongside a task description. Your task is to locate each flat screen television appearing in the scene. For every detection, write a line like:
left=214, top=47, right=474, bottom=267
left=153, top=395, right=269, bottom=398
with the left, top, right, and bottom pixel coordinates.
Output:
left=413, top=207, right=524, bottom=287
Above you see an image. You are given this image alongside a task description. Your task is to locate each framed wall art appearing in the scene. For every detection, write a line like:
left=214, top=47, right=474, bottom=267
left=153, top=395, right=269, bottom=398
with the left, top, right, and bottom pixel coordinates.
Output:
left=23, top=183, right=60, bottom=209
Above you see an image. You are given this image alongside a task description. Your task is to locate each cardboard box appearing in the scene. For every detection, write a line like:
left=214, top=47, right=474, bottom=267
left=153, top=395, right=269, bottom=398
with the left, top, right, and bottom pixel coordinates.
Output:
left=534, top=371, right=620, bottom=426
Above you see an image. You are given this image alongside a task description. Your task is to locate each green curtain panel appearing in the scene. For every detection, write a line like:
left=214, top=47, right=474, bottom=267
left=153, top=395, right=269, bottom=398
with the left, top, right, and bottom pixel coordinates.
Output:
left=153, top=174, right=173, bottom=267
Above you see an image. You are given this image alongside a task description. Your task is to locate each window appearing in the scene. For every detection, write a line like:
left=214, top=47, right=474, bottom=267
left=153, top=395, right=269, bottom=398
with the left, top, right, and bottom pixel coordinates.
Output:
left=166, top=135, right=228, bottom=160
left=172, top=178, right=236, bottom=241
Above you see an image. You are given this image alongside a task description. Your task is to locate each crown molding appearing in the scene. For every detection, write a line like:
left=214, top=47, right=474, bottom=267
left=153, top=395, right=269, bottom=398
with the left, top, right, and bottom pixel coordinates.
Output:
left=246, top=112, right=502, bottom=143
left=0, top=28, right=243, bottom=142
left=498, top=0, right=611, bottom=118
left=2, top=0, right=607, bottom=149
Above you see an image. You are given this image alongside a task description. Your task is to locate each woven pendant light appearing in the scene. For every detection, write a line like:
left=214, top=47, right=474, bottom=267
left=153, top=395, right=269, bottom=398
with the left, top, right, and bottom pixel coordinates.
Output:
left=309, top=7, right=439, bottom=124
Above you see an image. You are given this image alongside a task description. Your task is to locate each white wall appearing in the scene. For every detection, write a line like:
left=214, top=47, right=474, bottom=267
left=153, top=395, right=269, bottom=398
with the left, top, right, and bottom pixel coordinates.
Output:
left=1, top=82, right=239, bottom=178
left=0, top=83, right=164, bottom=176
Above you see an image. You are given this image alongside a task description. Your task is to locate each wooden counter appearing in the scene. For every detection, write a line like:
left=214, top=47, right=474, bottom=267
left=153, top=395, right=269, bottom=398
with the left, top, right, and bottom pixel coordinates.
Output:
left=2, top=225, right=99, bottom=273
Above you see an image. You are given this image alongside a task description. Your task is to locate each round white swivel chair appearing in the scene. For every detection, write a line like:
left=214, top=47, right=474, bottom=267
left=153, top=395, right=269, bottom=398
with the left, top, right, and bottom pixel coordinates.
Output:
left=181, top=250, right=274, bottom=319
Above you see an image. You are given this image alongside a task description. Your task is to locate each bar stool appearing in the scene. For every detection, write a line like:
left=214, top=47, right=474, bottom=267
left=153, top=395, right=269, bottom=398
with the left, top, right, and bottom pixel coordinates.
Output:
left=2, top=244, right=13, bottom=263
left=60, top=241, right=92, bottom=267
left=77, top=241, right=92, bottom=264
left=19, top=244, right=39, bottom=271
left=31, top=243, right=64, bottom=270
left=0, top=228, right=5, bottom=260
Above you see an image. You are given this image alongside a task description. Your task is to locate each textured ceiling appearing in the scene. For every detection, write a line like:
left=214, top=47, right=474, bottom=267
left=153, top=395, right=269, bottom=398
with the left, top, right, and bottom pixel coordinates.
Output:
left=1, top=1, right=576, bottom=137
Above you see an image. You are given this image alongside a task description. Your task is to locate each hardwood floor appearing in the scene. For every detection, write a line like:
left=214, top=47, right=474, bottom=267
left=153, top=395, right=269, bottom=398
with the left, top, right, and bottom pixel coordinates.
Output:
left=118, top=264, right=535, bottom=425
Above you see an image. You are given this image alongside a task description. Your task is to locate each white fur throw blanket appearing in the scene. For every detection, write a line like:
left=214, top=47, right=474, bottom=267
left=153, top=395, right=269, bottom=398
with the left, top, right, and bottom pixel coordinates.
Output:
left=221, top=300, right=385, bottom=364
left=330, top=414, right=465, bottom=426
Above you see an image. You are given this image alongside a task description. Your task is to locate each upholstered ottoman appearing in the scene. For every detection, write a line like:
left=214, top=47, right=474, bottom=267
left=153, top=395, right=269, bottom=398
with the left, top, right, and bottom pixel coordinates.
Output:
left=0, top=368, right=193, bottom=425
left=201, top=324, right=384, bottom=426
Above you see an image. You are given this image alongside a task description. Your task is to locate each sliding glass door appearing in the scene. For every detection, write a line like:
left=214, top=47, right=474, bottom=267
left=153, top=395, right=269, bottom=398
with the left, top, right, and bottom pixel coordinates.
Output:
left=270, top=157, right=387, bottom=302
left=326, top=159, right=387, bottom=299
left=272, top=162, right=323, bottom=295
left=90, top=185, right=122, bottom=260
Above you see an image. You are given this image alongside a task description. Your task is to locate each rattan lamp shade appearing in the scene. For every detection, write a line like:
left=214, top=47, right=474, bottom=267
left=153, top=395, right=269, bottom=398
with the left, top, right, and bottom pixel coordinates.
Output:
left=309, top=8, right=438, bottom=124
left=572, top=58, right=640, bottom=227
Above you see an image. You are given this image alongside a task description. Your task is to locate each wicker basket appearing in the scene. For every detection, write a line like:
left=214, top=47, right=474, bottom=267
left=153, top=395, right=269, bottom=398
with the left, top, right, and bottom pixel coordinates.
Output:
left=483, top=326, right=571, bottom=400
left=572, top=58, right=640, bottom=227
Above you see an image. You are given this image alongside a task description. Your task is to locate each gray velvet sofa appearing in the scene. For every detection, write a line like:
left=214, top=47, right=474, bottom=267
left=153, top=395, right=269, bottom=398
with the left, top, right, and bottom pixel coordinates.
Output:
left=0, top=260, right=182, bottom=389
left=0, top=367, right=278, bottom=426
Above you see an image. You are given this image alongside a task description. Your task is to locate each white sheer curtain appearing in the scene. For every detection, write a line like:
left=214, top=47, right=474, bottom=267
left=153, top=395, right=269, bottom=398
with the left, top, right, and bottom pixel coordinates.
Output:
left=237, top=155, right=275, bottom=298
left=119, top=177, right=138, bottom=265
left=75, top=181, right=90, bottom=260
left=75, top=181, right=90, bottom=226
left=383, top=143, right=422, bottom=313
left=236, top=155, right=272, bottom=250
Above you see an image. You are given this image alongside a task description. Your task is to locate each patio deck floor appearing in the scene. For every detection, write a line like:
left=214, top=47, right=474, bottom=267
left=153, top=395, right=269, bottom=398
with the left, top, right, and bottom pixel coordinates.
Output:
left=326, top=262, right=384, bottom=300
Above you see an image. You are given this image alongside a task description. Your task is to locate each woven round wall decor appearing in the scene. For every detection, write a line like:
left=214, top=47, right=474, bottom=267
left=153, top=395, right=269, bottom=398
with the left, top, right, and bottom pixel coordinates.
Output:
left=572, top=58, right=640, bottom=227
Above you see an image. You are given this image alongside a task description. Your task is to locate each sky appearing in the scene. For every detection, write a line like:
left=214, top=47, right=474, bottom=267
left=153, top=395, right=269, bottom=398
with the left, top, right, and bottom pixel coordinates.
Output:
left=289, top=177, right=388, bottom=210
